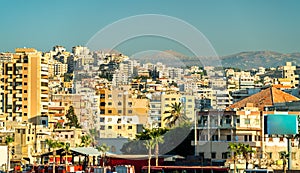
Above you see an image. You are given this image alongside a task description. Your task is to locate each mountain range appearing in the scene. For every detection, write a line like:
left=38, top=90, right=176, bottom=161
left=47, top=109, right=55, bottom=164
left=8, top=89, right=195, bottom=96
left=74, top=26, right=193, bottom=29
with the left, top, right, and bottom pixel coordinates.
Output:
left=130, top=50, right=300, bottom=69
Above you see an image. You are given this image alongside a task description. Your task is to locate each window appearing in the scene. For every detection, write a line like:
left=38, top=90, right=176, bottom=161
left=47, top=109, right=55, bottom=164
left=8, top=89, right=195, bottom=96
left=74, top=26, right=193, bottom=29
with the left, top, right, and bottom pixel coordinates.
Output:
left=128, top=102, right=132, bottom=106
left=108, top=126, right=112, bottom=129
left=108, top=102, right=112, bottom=106
left=128, top=110, right=132, bottom=114
left=100, top=117, right=105, bottom=122
left=24, top=90, right=27, bottom=93
left=244, top=118, right=250, bottom=124
left=222, top=152, right=230, bottom=159
left=108, top=94, right=112, bottom=98
left=199, top=152, right=204, bottom=160
left=236, top=118, right=240, bottom=124
left=71, top=135, right=74, bottom=138
left=24, top=82, right=27, bottom=86
left=118, top=126, right=121, bottom=129
left=108, top=110, right=112, bottom=114
left=165, top=98, right=169, bottom=101
left=128, top=126, right=132, bottom=130
left=27, top=137, right=30, bottom=141
left=227, top=135, right=231, bottom=141
left=108, top=118, right=112, bottom=122
left=212, top=135, right=218, bottom=141
left=118, top=93, right=122, bottom=97
left=188, top=105, right=193, bottom=108
left=100, top=109, right=105, bottom=114
left=118, top=102, right=122, bottom=106
left=280, top=137, right=284, bottom=142
left=24, top=97, right=27, bottom=101
left=65, top=135, right=68, bottom=139
left=249, top=135, right=252, bottom=141
left=100, top=125, right=105, bottom=130
left=244, top=135, right=248, bottom=141
left=100, top=102, right=105, bottom=106
left=118, top=110, right=122, bottom=114
left=211, top=152, right=216, bottom=159
left=268, top=137, right=273, bottom=142
left=188, top=99, right=192, bottom=102
left=100, top=94, right=105, bottom=98
left=171, top=98, right=176, bottom=101
left=292, top=152, right=296, bottom=160
left=267, top=152, right=272, bottom=158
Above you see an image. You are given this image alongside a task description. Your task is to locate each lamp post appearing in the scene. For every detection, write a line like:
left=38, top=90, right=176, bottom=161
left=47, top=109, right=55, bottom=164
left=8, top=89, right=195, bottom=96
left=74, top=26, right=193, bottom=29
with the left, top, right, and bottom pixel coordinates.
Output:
left=194, top=109, right=200, bottom=157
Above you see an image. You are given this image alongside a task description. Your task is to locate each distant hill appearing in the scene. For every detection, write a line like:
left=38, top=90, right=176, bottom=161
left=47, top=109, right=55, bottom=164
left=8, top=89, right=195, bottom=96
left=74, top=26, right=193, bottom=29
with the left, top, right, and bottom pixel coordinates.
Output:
left=127, top=50, right=300, bottom=69
left=221, top=51, right=300, bottom=69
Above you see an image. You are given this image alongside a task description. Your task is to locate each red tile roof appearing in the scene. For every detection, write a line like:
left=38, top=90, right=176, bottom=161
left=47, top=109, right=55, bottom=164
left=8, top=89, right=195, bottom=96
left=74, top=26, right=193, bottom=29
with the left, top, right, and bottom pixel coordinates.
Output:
left=227, top=87, right=299, bottom=111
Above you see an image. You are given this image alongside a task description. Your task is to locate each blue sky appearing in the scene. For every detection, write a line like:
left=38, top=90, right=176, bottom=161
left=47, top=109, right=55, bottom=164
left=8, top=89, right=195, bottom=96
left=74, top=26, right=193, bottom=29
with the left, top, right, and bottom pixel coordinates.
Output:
left=1, top=0, right=300, bottom=56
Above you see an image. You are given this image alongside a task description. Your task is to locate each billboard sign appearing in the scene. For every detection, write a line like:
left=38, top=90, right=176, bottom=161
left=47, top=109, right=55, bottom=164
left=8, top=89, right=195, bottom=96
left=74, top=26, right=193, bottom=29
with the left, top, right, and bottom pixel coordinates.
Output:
left=264, top=114, right=298, bottom=135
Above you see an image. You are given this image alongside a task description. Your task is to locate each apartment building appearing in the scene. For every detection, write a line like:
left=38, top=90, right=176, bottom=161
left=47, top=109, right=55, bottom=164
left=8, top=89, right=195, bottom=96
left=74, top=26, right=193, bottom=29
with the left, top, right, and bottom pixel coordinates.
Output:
left=98, top=115, right=143, bottom=139
left=276, top=62, right=299, bottom=88
left=98, top=87, right=149, bottom=125
left=0, top=48, right=49, bottom=123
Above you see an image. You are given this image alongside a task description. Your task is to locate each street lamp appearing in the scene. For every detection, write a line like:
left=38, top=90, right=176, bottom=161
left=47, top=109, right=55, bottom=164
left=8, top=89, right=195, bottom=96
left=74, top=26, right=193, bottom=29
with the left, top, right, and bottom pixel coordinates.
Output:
left=194, top=109, right=200, bottom=157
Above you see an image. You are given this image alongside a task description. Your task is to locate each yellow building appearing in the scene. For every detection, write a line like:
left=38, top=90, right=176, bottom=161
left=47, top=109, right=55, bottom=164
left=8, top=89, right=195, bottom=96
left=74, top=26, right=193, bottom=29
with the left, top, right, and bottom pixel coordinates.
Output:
left=12, top=122, right=36, bottom=163
left=98, top=87, right=149, bottom=124
left=0, top=48, right=49, bottom=123
left=161, top=91, right=181, bottom=127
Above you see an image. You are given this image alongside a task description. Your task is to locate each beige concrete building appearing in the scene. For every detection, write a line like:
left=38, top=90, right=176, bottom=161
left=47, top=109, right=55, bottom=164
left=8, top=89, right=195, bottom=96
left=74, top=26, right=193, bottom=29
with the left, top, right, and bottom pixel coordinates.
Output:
left=98, top=87, right=149, bottom=125
left=98, top=115, right=143, bottom=139
left=0, top=48, right=49, bottom=123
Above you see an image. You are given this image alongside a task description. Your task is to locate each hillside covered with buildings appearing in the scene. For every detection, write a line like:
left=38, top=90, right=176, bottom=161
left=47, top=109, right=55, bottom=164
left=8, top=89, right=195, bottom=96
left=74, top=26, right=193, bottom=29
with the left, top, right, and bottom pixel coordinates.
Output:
left=1, top=46, right=300, bottom=171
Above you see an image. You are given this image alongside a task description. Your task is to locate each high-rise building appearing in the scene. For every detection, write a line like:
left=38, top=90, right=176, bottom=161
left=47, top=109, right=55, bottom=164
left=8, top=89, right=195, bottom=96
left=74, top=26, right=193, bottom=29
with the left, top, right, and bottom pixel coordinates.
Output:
left=0, top=48, right=49, bottom=123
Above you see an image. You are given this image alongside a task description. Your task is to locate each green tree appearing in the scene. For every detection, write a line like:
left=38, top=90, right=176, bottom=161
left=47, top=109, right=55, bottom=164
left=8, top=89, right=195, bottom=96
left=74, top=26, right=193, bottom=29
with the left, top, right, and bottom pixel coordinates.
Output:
left=65, top=106, right=81, bottom=128
left=96, top=143, right=110, bottom=167
left=144, top=137, right=155, bottom=173
left=137, top=128, right=166, bottom=166
left=239, top=143, right=255, bottom=169
left=46, top=139, right=64, bottom=173
left=5, top=135, right=14, bottom=172
left=280, top=151, right=289, bottom=173
left=62, top=142, right=71, bottom=172
left=79, top=135, right=92, bottom=147
left=164, top=102, right=187, bottom=127
left=152, top=129, right=165, bottom=166
left=228, top=143, right=255, bottom=172
left=228, top=143, right=242, bottom=173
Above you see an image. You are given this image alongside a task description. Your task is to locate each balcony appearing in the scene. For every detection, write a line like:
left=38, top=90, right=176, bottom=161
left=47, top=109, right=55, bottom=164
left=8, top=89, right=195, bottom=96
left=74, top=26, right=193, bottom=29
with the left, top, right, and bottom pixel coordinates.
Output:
left=41, top=79, right=48, bottom=83
left=41, top=94, right=49, bottom=98
left=16, top=101, right=22, bottom=105
left=41, top=71, right=48, bottom=76
left=16, top=93, right=22, bottom=98
left=15, top=78, right=23, bottom=82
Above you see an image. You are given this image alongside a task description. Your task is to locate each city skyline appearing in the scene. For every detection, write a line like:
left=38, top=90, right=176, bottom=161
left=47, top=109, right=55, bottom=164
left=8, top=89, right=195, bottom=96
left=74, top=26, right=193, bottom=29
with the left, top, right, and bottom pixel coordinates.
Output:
left=1, top=0, right=300, bottom=56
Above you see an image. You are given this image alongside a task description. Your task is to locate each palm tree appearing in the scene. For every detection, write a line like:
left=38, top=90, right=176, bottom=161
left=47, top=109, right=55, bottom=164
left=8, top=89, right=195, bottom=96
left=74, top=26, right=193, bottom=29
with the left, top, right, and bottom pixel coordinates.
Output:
left=144, top=137, right=155, bottom=173
left=62, top=142, right=71, bottom=172
left=5, top=135, right=14, bottom=172
left=136, top=128, right=167, bottom=166
left=163, top=102, right=187, bottom=127
left=239, top=143, right=255, bottom=169
left=280, top=151, right=289, bottom=173
left=228, top=143, right=242, bottom=173
left=151, top=128, right=165, bottom=166
left=46, top=139, right=63, bottom=173
left=96, top=143, right=110, bottom=167
left=79, top=135, right=92, bottom=147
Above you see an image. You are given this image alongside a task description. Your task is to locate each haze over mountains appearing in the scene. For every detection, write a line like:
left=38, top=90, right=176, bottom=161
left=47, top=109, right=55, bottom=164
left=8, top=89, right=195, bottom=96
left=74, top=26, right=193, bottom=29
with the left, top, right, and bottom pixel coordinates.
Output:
left=129, top=50, right=300, bottom=69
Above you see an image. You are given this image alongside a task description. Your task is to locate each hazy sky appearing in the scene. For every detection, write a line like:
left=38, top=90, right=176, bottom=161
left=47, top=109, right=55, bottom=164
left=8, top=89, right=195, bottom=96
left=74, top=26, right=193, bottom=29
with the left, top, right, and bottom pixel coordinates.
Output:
left=1, top=0, right=300, bottom=56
